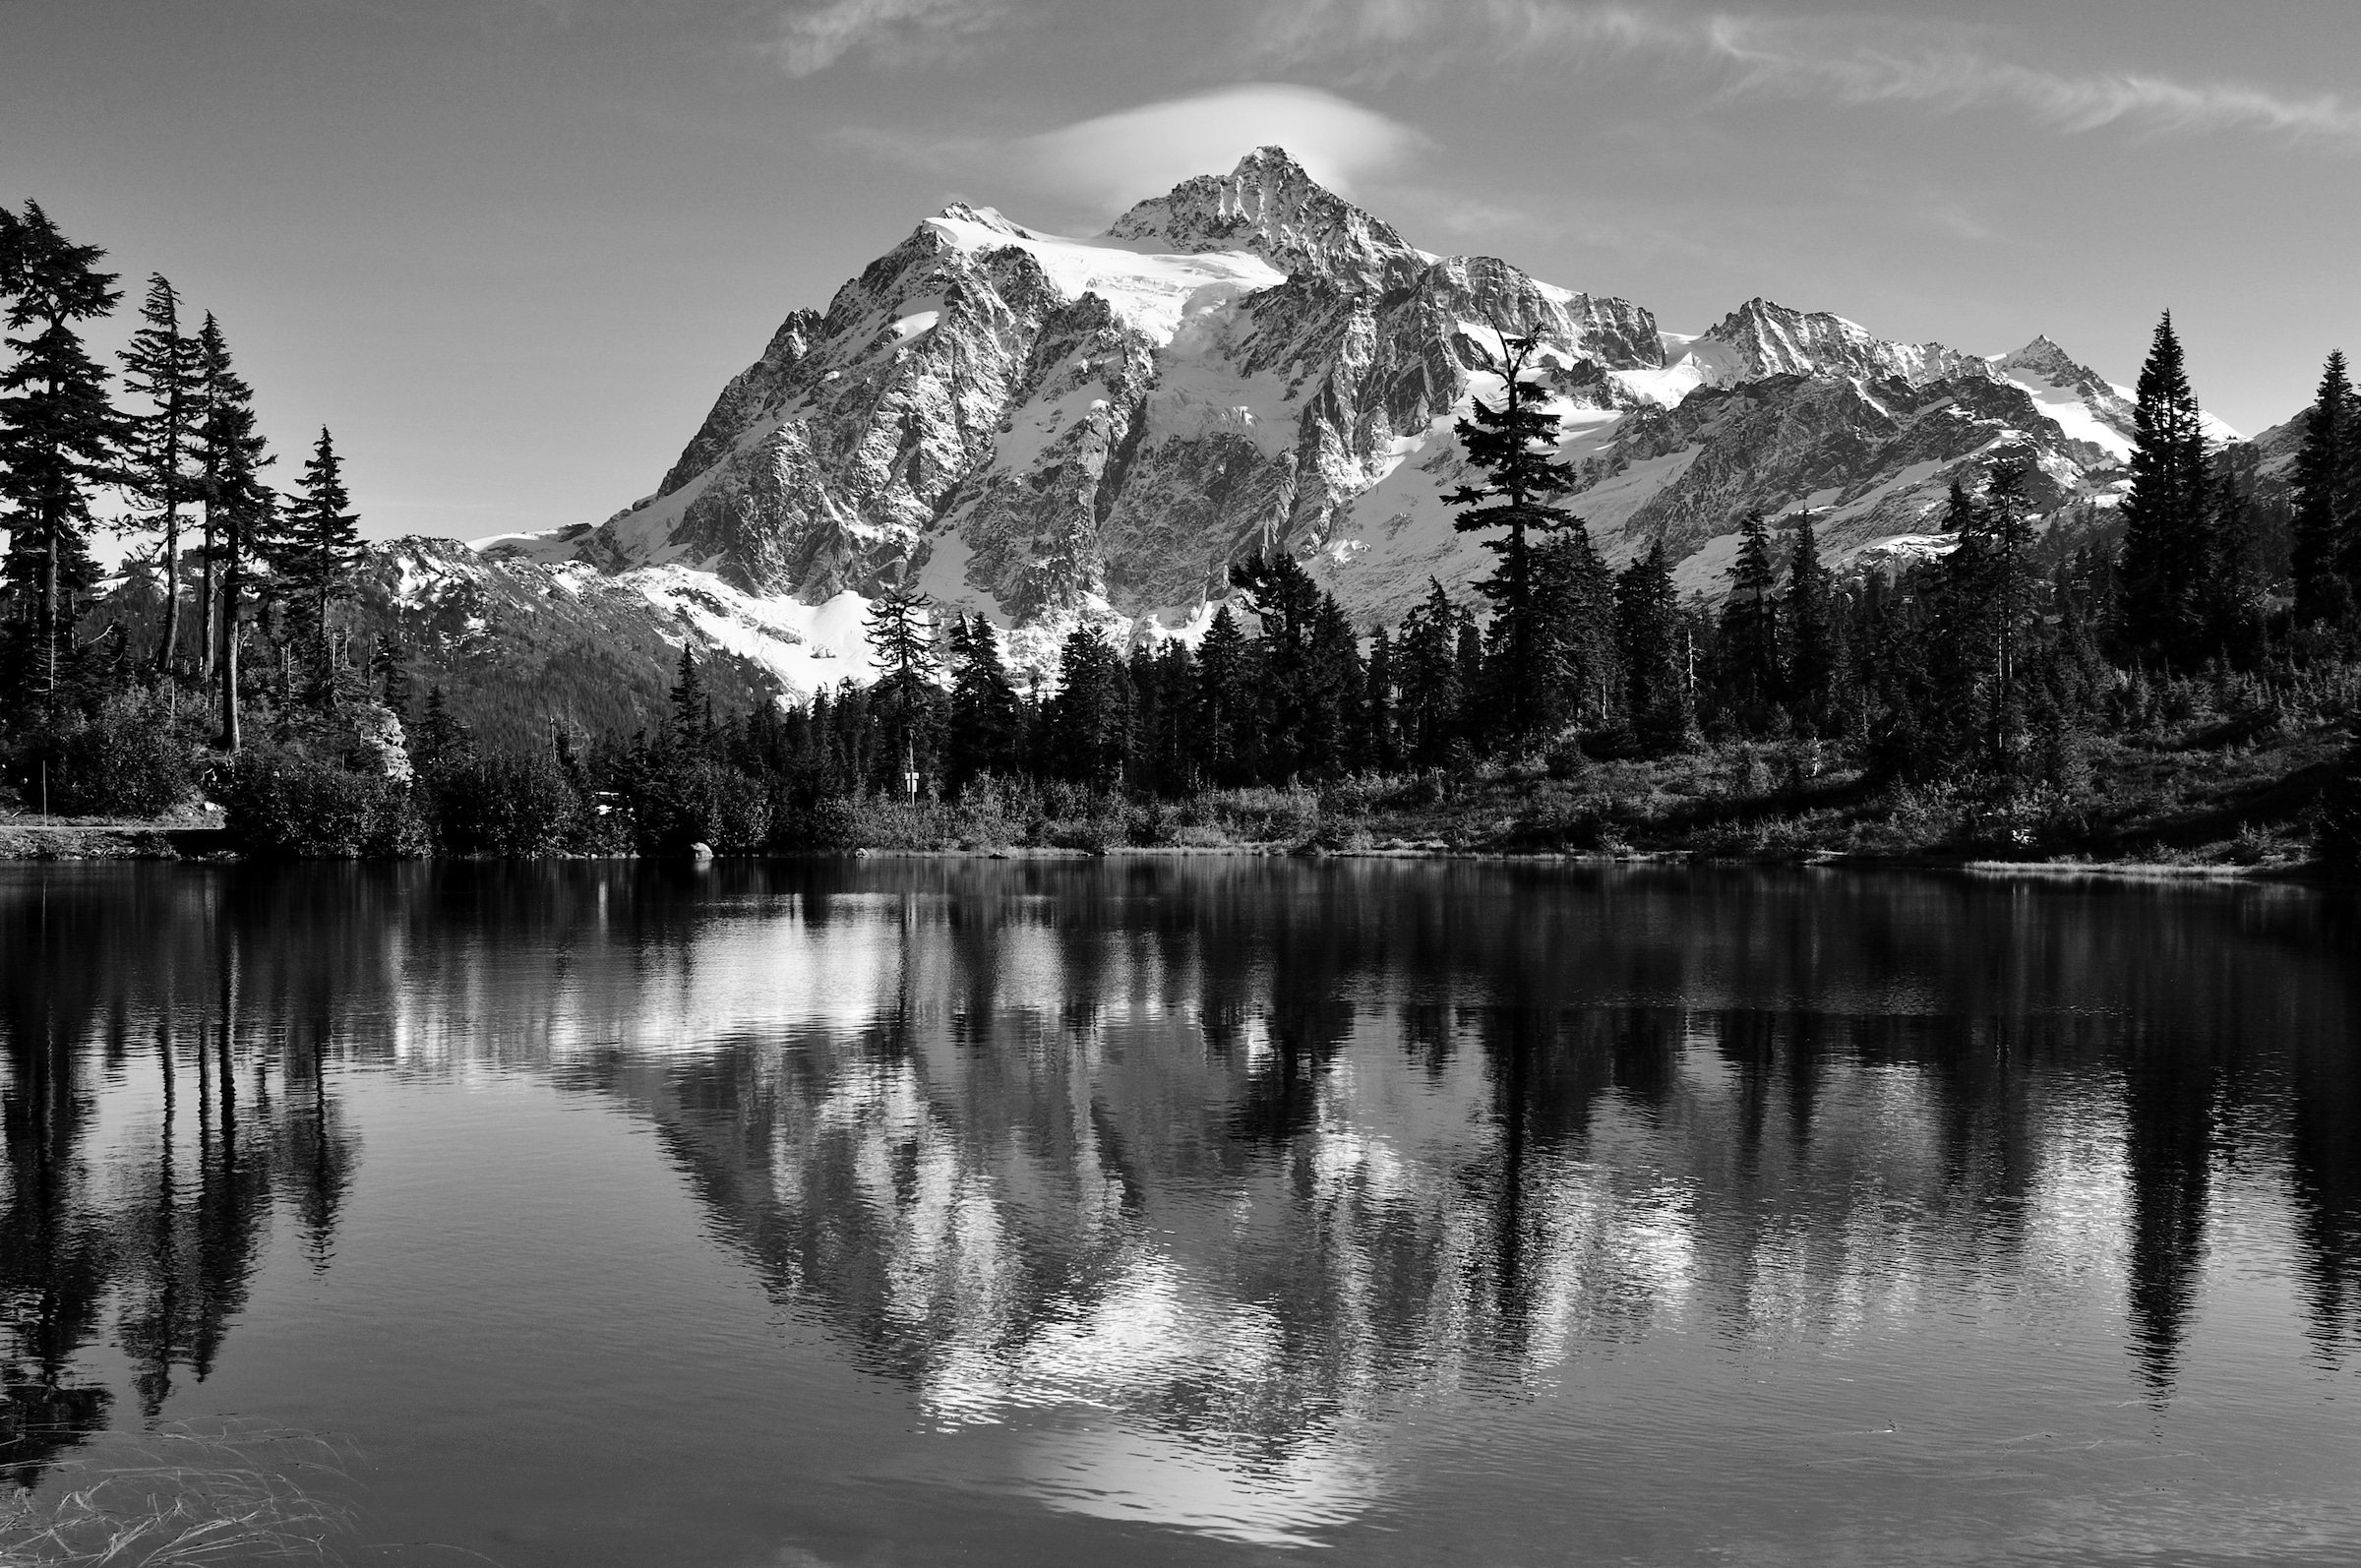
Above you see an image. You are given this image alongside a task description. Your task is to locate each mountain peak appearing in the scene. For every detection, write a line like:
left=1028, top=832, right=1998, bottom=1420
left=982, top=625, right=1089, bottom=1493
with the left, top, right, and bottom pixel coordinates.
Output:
left=1701, top=297, right=1985, bottom=388
left=1997, top=333, right=2103, bottom=386
left=1106, top=146, right=1423, bottom=289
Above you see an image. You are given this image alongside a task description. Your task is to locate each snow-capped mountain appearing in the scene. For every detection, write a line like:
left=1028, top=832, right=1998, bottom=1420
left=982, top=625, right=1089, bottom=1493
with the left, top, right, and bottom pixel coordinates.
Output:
left=447, top=146, right=2252, bottom=696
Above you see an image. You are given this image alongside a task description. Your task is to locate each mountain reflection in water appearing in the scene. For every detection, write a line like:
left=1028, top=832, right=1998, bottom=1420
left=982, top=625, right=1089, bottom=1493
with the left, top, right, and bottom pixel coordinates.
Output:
left=3, top=859, right=2359, bottom=1562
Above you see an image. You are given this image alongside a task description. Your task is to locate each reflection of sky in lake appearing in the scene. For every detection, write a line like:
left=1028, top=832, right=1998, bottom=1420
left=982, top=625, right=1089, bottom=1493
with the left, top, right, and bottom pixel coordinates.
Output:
left=6, top=859, right=2361, bottom=1564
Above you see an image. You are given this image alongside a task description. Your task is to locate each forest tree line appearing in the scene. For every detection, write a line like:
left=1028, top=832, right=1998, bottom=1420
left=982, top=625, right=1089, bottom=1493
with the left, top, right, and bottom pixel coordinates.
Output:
left=5, top=203, right=2360, bottom=865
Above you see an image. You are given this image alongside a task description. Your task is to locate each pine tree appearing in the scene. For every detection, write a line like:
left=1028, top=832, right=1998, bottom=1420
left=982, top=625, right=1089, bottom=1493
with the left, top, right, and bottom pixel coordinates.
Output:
left=2341, top=376, right=2361, bottom=601
left=668, top=644, right=709, bottom=745
left=1361, top=627, right=1399, bottom=773
left=2202, top=445, right=2266, bottom=661
left=1718, top=509, right=1783, bottom=727
left=1150, top=639, right=1198, bottom=793
left=1784, top=513, right=1838, bottom=730
left=1977, top=460, right=2044, bottom=767
left=1919, top=479, right=1994, bottom=771
left=266, top=426, right=364, bottom=707
left=0, top=201, right=124, bottom=721
left=1045, top=623, right=1130, bottom=788
left=1193, top=604, right=1256, bottom=786
left=193, top=322, right=272, bottom=750
left=415, top=685, right=468, bottom=769
left=2114, top=312, right=2214, bottom=661
left=1229, top=552, right=1322, bottom=777
left=1616, top=542, right=1690, bottom=754
left=1441, top=329, right=1582, bottom=745
left=118, top=273, right=203, bottom=674
left=1452, top=608, right=1486, bottom=754
left=945, top=613, right=1020, bottom=787
left=1529, top=523, right=1620, bottom=734
left=1394, top=579, right=1463, bottom=768
left=379, top=642, right=415, bottom=727
left=2290, top=350, right=2351, bottom=626
left=1300, top=593, right=1364, bottom=777
left=863, top=581, right=938, bottom=780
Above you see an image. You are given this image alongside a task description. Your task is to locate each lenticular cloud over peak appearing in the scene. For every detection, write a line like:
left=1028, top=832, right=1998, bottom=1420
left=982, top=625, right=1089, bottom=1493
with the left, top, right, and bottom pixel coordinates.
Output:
left=1016, top=84, right=1426, bottom=216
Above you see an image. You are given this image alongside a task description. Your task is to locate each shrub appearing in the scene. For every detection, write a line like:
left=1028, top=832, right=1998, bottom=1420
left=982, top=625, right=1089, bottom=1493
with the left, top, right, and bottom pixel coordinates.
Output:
left=428, top=750, right=585, bottom=856
left=218, top=746, right=429, bottom=859
left=628, top=756, right=772, bottom=853
left=2314, top=741, right=2361, bottom=878
left=17, top=688, right=202, bottom=817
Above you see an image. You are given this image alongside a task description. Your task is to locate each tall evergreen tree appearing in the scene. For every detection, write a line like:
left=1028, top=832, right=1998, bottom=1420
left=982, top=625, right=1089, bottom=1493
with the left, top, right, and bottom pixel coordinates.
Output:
left=1919, top=479, right=1994, bottom=770
left=1394, top=579, right=1463, bottom=768
left=2341, top=373, right=2361, bottom=602
left=1441, top=329, right=1582, bottom=745
left=266, top=426, right=364, bottom=707
left=1229, top=552, right=1323, bottom=774
left=1361, top=627, right=1399, bottom=774
left=1452, top=607, right=1487, bottom=751
left=668, top=644, right=708, bottom=743
left=1530, top=523, right=1620, bottom=733
left=191, top=314, right=235, bottom=678
left=863, top=581, right=938, bottom=780
left=2290, top=350, right=2351, bottom=626
left=117, top=273, right=203, bottom=673
left=1784, top=513, right=1839, bottom=730
left=414, top=684, right=468, bottom=769
left=945, top=613, right=1020, bottom=787
left=193, top=322, right=272, bottom=750
left=1045, top=623, right=1130, bottom=788
left=1193, top=604, right=1256, bottom=786
left=1976, top=459, right=2045, bottom=767
left=1718, top=509, right=1783, bottom=726
left=2202, top=445, right=2266, bottom=661
left=2114, top=312, right=2214, bottom=660
left=1616, top=542, right=1690, bottom=754
left=0, top=201, right=123, bottom=719
left=1300, top=592, right=1365, bottom=777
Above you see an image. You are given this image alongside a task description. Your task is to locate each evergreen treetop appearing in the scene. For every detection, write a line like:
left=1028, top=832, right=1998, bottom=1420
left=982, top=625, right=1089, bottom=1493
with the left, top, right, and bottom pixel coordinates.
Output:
left=1441, top=327, right=1583, bottom=744
left=0, top=200, right=124, bottom=714
left=268, top=426, right=365, bottom=706
left=2115, top=312, right=2214, bottom=659
left=118, top=273, right=205, bottom=672
left=2291, top=349, right=2352, bottom=626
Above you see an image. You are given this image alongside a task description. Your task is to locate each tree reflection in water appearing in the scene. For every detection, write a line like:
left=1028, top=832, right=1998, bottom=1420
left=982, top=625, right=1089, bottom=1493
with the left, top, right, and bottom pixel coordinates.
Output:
left=1, top=858, right=2355, bottom=1546
left=522, top=859, right=2357, bottom=1538
left=0, top=871, right=360, bottom=1487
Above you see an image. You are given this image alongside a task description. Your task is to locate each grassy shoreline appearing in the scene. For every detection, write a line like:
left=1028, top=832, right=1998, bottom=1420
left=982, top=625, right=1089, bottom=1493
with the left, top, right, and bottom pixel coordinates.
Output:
left=5, top=820, right=2346, bottom=887
left=7, top=716, right=2353, bottom=886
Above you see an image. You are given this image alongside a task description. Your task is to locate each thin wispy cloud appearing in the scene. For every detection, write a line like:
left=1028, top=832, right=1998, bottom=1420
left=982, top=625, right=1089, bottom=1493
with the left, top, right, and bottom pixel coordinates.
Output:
left=835, top=85, right=1427, bottom=222
left=1256, top=0, right=2361, bottom=151
left=1018, top=85, right=1426, bottom=211
left=766, top=0, right=1013, bottom=76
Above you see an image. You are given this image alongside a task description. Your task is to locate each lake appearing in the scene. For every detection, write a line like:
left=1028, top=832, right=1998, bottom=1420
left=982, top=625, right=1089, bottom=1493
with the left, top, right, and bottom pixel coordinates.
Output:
left=4, top=858, right=2358, bottom=1565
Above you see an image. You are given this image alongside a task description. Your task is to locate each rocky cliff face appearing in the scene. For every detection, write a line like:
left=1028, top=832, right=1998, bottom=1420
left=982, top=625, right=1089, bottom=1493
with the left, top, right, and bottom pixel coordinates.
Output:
left=461, top=145, right=2257, bottom=687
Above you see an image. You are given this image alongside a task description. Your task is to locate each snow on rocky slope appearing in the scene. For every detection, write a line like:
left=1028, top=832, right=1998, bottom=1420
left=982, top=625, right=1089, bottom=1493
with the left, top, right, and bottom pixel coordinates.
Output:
left=434, top=146, right=2260, bottom=697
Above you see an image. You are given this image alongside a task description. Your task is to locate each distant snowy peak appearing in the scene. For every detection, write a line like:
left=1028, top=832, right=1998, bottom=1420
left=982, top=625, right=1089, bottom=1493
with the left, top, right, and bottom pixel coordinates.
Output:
left=1987, top=332, right=2239, bottom=456
left=1995, top=333, right=2111, bottom=393
left=1108, top=146, right=1425, bottom=292
left=1697, top=298, right=1990, bottom=388
left=1990, top=334, right=2140, bottom=459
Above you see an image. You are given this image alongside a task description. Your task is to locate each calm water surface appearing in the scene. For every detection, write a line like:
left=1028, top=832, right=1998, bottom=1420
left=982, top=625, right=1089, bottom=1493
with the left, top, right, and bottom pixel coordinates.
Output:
left=4, top=859, right=2359, bottom=1565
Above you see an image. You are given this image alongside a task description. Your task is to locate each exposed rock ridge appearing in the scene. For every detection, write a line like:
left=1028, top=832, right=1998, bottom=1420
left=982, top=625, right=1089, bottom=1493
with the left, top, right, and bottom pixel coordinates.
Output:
left=1107, top=145, right=1424, bottom=292
left=1701, top=298, right=1993, bottom=387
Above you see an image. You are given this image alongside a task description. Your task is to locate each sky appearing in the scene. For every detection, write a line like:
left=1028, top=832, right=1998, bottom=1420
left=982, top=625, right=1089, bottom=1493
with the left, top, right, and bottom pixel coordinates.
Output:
left=6, top=0, right=2359, bottom=544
